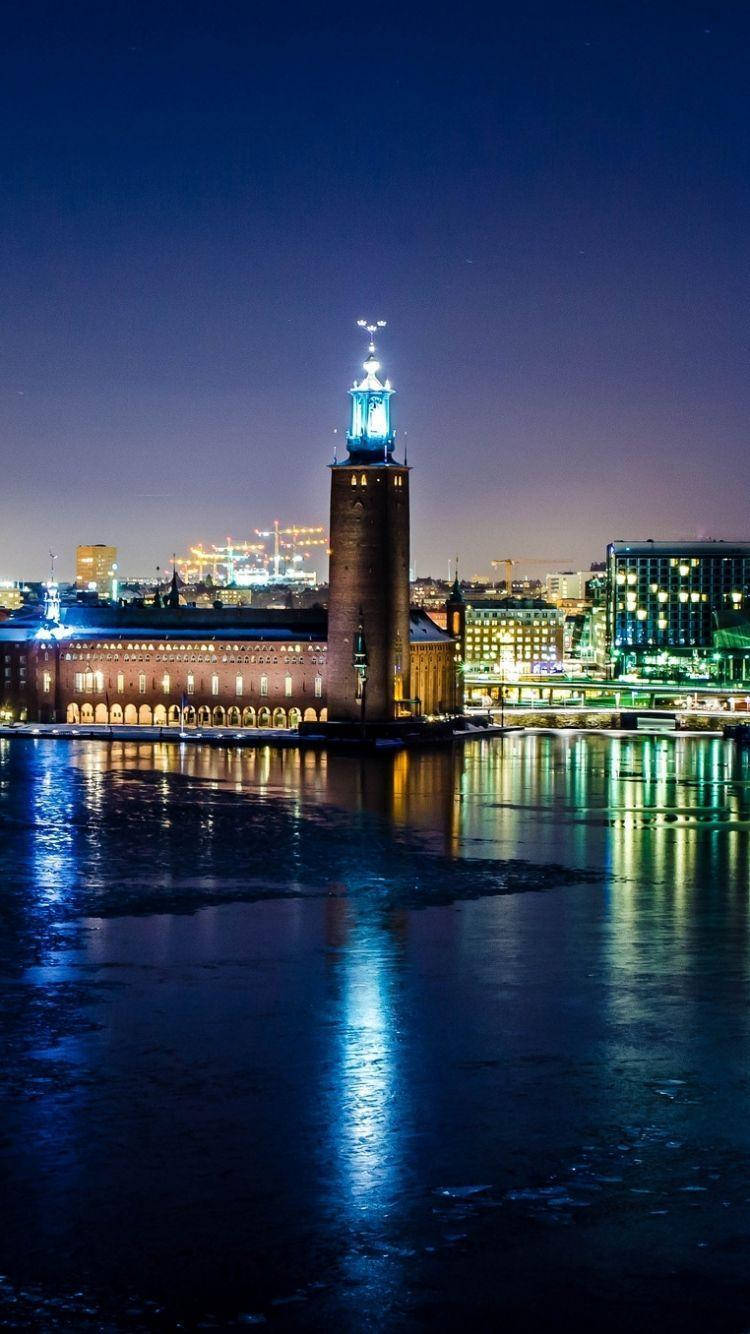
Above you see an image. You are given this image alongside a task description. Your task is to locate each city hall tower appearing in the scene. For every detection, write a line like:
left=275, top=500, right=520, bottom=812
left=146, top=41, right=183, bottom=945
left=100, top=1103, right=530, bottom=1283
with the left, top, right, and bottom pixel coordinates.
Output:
left=327, top=322, right=411, bottom=723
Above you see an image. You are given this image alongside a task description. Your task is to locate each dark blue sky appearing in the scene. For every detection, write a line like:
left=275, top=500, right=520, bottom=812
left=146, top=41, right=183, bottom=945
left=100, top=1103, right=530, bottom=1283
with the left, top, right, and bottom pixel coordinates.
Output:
left=2, top=1, right=748, bottom=581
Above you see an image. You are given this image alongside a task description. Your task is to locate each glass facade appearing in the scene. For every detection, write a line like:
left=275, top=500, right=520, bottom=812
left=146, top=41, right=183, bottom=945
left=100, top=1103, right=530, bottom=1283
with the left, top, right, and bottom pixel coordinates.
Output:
left=608, top=542, right=750, bottom=680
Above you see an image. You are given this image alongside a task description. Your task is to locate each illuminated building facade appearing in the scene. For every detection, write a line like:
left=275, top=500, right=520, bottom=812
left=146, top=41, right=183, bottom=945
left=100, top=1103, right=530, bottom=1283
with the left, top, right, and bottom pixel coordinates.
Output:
left=0, top=582, right=24, bottom=612
left=608, top=540, right=750, bottom=680
left=76, top=544, right=118, bottom=597
left=545, top=570, right=588, bottom=603
left=0, top=602, right=454, bottom=725
left=452, top=595, right=564, bottom=680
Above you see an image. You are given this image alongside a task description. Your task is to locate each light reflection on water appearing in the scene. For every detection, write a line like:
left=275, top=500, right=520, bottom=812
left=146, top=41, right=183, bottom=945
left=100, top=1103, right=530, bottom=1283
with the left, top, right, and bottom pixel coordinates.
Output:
left=1, top=734, right=750, bottom=1326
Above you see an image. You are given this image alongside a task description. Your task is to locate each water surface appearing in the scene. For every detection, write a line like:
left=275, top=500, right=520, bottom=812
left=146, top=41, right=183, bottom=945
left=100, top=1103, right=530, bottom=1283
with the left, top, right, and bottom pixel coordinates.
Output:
left=1, top=733, right=750, bottom=1329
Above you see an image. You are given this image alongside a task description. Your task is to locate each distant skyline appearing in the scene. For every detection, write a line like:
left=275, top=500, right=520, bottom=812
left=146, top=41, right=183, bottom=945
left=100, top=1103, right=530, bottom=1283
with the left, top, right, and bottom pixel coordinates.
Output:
left=2, top=2, right=749, bottom=582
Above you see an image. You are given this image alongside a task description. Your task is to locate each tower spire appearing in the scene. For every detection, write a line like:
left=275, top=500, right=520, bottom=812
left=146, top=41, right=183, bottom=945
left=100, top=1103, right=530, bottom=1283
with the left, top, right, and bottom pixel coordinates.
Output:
left=346, top=320, right=395, bottom=463
left=167, top=553, right=180, bottom=608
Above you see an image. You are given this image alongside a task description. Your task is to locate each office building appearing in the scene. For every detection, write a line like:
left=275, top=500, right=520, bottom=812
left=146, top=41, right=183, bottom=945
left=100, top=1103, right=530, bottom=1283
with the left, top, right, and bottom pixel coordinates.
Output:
left=608, top=540, right=750, bottom=680
left=448, top=588, right=565, bottom=680
left=75, top=545, right=118, bottom=598
left=545, top=570, right=588, bottom=603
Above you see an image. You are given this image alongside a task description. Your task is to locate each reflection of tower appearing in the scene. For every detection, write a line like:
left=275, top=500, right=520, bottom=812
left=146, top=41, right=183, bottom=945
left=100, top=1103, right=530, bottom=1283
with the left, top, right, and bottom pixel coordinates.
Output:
left=445, top=569, right=465, bottom=713
left=327, top=324, right=411, bottom=723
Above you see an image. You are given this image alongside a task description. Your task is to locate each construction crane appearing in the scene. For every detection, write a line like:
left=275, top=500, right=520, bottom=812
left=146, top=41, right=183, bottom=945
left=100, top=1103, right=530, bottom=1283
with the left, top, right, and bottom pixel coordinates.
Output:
left=490, top=557, right=575, bottom=594
left=178, top=540, right=266, bottom=583
left=254, top=521, right=327, bottom=579
left=175, top=524, right=328, bottom=585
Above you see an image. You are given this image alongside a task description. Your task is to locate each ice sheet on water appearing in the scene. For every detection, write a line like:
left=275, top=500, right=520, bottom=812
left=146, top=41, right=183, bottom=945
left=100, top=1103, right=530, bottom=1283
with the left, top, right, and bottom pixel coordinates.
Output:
left=436, top=1185, right=491, bottom=1199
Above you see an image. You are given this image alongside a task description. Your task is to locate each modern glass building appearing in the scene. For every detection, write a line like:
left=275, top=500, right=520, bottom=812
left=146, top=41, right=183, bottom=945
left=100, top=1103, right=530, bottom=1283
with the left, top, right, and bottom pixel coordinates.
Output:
left=607, top=540, right=750, bottom=681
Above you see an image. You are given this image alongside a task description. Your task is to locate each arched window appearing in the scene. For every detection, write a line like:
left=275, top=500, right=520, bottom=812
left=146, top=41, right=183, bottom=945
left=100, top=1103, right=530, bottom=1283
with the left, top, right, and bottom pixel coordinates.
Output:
left=116, top=672, right=124, bottom=693
left=350, top=474, right=357, bottom=487
left=314, top=675, right=322, bottom=698
left=138, top=673, right=146, bottom=694
left=235, top=674, right=243, bottom=696
left=260, top=674, right=268, bottom=696
left=360, top=473, right=367, bottom=486
left=211, top=673, right=219, bottom=696
left=186, top=672, right=194, bottom=695
left=161, top=673, right=170, bottom=695
left=284, top=673, right=292, bottom=697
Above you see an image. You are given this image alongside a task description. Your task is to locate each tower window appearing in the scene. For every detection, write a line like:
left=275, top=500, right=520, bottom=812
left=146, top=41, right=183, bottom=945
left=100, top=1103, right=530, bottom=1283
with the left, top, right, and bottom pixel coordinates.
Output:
left=350, top=475, right=357, bottom=487
left=360, top=474, right=367, bottom=486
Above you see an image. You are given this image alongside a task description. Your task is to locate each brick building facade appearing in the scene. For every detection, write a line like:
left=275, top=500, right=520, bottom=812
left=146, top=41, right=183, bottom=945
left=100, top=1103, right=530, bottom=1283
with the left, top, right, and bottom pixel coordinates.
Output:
left=0, top=603, right=458, bottom=727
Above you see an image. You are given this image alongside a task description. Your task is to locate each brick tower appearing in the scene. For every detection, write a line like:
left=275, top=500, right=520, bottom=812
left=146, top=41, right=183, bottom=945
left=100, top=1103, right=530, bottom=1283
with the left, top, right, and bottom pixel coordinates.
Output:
left=327, top=323, right=411, bottom=724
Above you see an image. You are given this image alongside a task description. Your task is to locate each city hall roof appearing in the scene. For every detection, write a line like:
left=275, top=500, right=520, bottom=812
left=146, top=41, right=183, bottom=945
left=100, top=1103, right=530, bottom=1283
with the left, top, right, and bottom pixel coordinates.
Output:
left=0, top=603, right=453, bottom=645
left=408, top=610, right=454, bottom=642
left=0, top=604, right=328, bottom=644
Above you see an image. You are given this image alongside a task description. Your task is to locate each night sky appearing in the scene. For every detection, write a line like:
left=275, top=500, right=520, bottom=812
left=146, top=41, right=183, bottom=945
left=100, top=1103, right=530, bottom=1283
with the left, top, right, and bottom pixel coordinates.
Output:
left=2, top=2, right=748, bottom=582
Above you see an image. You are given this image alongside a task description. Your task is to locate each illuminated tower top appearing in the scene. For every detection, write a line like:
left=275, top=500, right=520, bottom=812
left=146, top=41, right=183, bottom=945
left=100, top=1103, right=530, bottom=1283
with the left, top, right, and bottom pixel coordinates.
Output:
left=346, top=319, right=395, bottom=463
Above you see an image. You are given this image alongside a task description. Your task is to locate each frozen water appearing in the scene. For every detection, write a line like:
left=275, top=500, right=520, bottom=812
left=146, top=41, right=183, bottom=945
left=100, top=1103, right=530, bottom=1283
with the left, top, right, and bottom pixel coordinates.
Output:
left=1, top=734, right=750, bottom=1330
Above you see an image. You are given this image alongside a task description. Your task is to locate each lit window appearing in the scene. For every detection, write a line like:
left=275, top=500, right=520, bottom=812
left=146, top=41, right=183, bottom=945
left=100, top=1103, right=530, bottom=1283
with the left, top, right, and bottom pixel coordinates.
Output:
left=42, top=671, right=51, bottom=694
left=360, top=474, right=367, bottom=486
left=285, top=674, right=292, bottom=697
left=138, top=673, right=146, bottom=694
left=162, top=673, right=170, bottom=694
left=211, top=673, right=219, bottom=696
left=117, top=672, right=124, bottom=693
left=260, top=674, right=268, bottom=696
left=350, top=475, right=357, bottom=487
left=235, top=674, right=243, bottom=697
left=186, top=673, right=194, bottom=695
left=314, top=675, right=322, bottom=698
